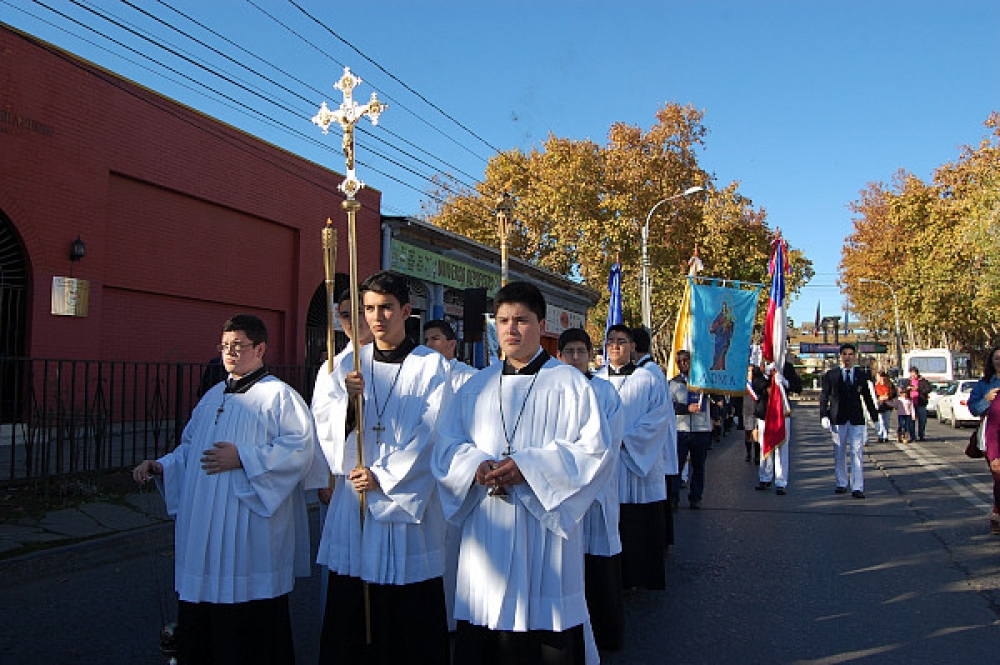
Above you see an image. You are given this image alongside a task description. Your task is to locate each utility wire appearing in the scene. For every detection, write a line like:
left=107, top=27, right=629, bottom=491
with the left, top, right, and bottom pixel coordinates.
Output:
left=149, top=0, right=483, bottom=188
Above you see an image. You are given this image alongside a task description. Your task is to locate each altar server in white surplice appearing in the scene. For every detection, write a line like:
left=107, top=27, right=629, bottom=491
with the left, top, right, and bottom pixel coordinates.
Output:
left=423, top=318, right=478, bottom=632
left=424, top=318, right=478, bottom=393
left=631, top=325, right=678, bottom=551
left=597, top=324, right=671, bottom=591
left=433, top=282, right=614, bottom=665
left=558, top=327, right=625, bottom=663
left=313, top=289, right=372, bottom=620
left=133, top=314, right=321, bottom=665
left=313, top=271, right=453, bottom=665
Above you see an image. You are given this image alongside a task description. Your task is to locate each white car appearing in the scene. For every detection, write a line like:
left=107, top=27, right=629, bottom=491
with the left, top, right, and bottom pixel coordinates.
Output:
left=926, top=381, right=955, bottom=416
left=937, top=380, right=979, bottom=428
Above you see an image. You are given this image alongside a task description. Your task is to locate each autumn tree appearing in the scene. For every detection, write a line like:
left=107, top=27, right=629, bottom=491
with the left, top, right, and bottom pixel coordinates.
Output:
left=422, top=103, right=813, bottom=356
left=842, top=112, right=1000, bottom=355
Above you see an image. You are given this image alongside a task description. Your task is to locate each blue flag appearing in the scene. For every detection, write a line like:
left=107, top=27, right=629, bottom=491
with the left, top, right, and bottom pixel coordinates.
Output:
left=605, top=262, right=623, bottom=339
left=688, top=280, right=761, bottom=394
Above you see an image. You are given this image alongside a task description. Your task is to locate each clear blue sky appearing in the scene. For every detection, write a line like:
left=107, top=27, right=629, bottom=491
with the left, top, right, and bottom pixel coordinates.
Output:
left=2, top=0, right=997, bottom=327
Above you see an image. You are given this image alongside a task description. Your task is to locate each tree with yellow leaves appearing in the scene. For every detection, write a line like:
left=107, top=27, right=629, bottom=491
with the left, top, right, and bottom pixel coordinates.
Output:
left=422, top=103, right=813, bottom=355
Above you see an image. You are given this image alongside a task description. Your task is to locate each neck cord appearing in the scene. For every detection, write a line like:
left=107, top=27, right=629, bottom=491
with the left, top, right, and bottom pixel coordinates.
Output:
left=499, top=369, right=541, bottom=457
left=370, top=347, right=406, bottom=438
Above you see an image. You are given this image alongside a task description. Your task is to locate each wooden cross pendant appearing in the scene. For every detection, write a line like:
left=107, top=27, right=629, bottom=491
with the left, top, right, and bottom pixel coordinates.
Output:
left=372, top=421, right=386, bottom=445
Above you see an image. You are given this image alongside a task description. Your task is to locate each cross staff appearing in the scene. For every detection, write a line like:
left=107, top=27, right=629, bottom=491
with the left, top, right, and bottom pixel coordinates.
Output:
left=313, top=66, right=387, bottom=646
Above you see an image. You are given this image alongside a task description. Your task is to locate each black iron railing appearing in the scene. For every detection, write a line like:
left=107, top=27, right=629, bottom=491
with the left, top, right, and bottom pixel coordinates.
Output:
left=0, top=358, right=316, bottom=486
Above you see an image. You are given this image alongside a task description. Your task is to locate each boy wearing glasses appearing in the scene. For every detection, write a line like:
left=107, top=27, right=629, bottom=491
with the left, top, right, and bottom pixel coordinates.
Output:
left=558, top=328, right=625, bottom=658
left=133, top=314, right=321, bottom=665
left=596, top=324, right=672, bottom=591
left=312, top=270, right=452, bottom=664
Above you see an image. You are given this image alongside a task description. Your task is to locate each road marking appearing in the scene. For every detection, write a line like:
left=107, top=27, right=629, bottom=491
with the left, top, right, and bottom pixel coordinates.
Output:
left=886, top=439, right=992, bottom=511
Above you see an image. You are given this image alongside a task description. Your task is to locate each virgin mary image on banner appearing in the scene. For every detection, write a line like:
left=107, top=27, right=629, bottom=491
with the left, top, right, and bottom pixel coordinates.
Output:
left=688, top=280, right=761, bottom=394
left=709, top=299, right=736, bottom=371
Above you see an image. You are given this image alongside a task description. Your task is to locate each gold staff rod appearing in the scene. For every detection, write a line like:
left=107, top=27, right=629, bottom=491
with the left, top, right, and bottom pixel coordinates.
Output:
left=321, top=219, right=338, bottom=503
left=313, top=65, right=386, bottom=648
left=322, top=219, right=338, bottom=372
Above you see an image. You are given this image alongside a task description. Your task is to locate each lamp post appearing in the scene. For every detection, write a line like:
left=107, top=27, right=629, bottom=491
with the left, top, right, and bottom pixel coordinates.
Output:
left=641, top=186, right=704, bottom=330
left=495, top=193, right=514, bottom=287
left=859, top=278, right=903, bottom=372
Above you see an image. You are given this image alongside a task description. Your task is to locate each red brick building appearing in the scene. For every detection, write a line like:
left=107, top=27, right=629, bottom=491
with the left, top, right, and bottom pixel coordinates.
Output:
left=0, top=24, right=380, bottom=367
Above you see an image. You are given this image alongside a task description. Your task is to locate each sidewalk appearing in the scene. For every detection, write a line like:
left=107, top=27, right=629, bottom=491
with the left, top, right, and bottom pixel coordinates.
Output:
left=0, top=489, right=174, bottom=587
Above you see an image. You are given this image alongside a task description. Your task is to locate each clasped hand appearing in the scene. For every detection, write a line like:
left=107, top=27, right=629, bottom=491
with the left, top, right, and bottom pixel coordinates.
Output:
left=200, top=442, right=242, bottom=475
left=476, top=457, right=524, bottom=489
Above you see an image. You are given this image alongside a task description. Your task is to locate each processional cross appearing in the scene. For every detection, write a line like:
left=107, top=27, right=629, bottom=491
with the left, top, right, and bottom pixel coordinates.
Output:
left=312, top=66, right=387, bottom=646
left=312, top=67, right=387, bottom=200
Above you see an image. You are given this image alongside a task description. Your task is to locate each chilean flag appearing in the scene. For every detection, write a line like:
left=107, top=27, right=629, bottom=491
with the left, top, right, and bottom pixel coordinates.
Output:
left=761, top=235, right=789, bottom=459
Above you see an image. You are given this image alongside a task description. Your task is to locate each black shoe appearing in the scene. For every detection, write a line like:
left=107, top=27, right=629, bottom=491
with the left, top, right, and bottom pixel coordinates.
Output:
left=754, top=482, right=769, bottom=491
left=776, top=487, right=787, bottom=495
left=689, top=499, right=701, bottom=509
left=679, top=480, right=687, bottom=489
left=745, top=454, right=752, bottom=462
left=834, top=486, right=848, bottom=494
left=852, top=490, right=865, bottom=499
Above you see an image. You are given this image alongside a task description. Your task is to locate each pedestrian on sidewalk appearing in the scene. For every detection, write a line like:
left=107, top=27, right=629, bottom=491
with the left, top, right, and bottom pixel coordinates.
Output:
left=891, top=389, right=915, bottom=444
left=905, top=367, right=933, bottom=441
left=873, top=371, right=896, bottom=442
left=133, top=314, right=322, bottom=665
left=969, top=345, right=1000, bottom=534
left=819, top=343, right=881, bottom=499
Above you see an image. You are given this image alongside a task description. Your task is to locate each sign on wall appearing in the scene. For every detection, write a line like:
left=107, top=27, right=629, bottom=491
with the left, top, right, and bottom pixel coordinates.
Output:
left=51, top=277, right=90, bottom=317
left=389, top=240, right=500, bottom=293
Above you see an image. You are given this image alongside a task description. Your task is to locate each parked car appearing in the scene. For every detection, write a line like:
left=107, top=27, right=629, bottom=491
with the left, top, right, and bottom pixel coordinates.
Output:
left=926, top=380, right=956, bottom=417
left=936, top=380, right=979, bottom=428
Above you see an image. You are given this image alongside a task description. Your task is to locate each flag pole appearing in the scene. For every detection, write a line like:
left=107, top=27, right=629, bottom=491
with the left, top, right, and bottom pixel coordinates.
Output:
left=313, top=66, right=387, bottom=646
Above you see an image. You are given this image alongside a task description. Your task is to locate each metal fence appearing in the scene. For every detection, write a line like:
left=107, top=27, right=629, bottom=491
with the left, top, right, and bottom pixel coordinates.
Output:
left=0, top=357, right=316, bottom=487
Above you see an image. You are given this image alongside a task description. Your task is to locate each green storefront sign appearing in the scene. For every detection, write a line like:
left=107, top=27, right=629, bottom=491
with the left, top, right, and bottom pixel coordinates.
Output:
left=389, top=240, right=501, bottom=293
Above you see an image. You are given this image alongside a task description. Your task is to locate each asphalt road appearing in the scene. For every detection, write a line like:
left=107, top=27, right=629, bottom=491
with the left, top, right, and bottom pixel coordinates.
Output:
left=2, top=404, right=998, bottom=664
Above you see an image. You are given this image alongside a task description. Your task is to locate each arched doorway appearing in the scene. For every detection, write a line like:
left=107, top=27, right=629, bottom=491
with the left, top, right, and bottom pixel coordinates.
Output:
left=0, top=210, right=29, bottom=420
left=305, top=273, right=349, bottom=370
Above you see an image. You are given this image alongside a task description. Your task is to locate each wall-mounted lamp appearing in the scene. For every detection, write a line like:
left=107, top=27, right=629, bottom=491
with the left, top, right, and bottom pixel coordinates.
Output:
left=69, top=236, right=86, bottom=262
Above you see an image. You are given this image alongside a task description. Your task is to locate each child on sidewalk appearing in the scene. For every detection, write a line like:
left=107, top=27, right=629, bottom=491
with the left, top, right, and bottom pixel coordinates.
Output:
left=890, top=390, right=915, bottom=443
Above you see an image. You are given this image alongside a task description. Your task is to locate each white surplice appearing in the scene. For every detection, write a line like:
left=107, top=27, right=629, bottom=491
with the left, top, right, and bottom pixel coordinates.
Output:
left=444, top=355, right=479, bottom=631
left=157, top=375, right=320, bottom=604
left=596, top=365, right=671, bottom=504
left=448, top=357, right=479, bottom=392
left=581, top=374, right=623, bottom=556
left=432, top=356, right=613, bottom=632
left=313, top=344, right=451, bottom=585
left=637, top=359, right=680, bottom=476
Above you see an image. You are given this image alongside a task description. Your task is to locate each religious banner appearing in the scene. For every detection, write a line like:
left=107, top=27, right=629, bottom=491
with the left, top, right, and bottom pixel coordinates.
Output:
left=687, top=279, right=761, bottom=394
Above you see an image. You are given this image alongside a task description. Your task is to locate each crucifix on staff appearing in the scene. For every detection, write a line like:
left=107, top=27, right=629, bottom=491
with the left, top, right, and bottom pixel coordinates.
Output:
left=312, top=65, right=388, bottom=646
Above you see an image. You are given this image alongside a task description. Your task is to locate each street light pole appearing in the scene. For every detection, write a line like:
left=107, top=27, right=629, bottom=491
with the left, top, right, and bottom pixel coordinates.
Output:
left=495, top=193, right=514, bottom=287
left=641, top=186, right=704, bottom=330
left=859, top=278, right=903, bottom=372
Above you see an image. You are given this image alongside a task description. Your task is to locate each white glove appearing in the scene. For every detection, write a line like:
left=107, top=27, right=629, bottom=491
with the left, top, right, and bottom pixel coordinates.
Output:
left=821, top=417, right=831, bottom=432
left=765, top=363, right=776, bottom=377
